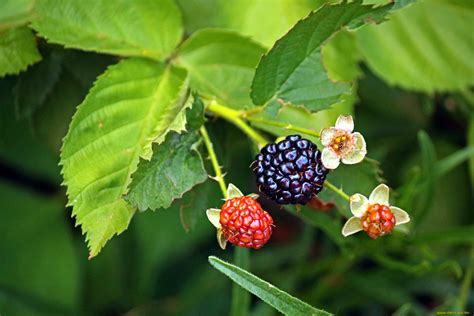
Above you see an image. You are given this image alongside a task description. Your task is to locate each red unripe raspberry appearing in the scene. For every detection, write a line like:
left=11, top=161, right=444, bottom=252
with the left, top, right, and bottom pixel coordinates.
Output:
left=361, top=203, right=396, bottom=239
left=219, top=196, right=273, bottom=249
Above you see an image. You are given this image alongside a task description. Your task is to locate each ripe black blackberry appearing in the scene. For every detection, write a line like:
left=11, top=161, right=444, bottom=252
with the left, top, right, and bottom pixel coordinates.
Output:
left=252, top=135, right=329, bottom=205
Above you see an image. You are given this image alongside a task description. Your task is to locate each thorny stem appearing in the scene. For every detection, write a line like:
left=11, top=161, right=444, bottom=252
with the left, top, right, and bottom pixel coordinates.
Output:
left=324, top=180, right=351, bottom=202
left=206, top=101, right=269, bottom=148
left=199, top=123, right=251, bottom=316
left=199, top=126, right=227, bottom=198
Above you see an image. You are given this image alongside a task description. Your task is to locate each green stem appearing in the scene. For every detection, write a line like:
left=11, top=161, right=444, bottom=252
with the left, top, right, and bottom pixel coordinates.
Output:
left=206, top=101, right=269, bottom=148
left=457, top=246, right=474, bottom=309
left=200, top=124, right=251, bottom=316
left=200, top=126, right=227, bottom=198
left=246, top=116, right=321, bottom=138
left=324, top=180, right=351, bottom=202
left=230, top=247, right=251, bottom=316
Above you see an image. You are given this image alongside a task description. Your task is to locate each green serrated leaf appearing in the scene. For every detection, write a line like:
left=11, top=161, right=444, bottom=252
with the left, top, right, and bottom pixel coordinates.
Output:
left=356, top=0, right=474, bottom=92
left=176, top=28, right=266, bottom=109
left=186, top=95, right=206, bottom=131
left=209, top=256, right=333, bottom=315
left=60, top=58, right=190, bottom=257
left=14, top=51, right=62, bottom=119
left=0, top=27, right=41, bottom=77
left=127, top=132, right=208, bottom=211
left=251, top=1, right=391, bottom=113
left=31, top=0, right=183, bottom=60
left=0, top=0, right=35, bottom=31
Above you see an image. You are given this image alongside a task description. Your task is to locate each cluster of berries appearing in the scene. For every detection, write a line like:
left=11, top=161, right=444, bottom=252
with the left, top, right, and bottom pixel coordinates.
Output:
left=253, top=135, right=329, bottom=205
left=207, top=116, right=410, bottom=249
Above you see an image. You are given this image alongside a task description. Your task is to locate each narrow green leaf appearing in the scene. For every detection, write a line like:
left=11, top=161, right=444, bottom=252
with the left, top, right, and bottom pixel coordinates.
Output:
left=127, top=132, right=208, bottom=211
left=176, top=29, right=266, bottom=109
left=468, top=115, right=474, bottom=193
left=231, top=248, right=251, bottom=316
left=0, top=27, right=41, bottom=77
left=209, top=256, right=333, bottom=316
left=31, top=0, right=183, bottom=60
left=413, top=131, right=436, bottom=225
left=14, top=51, right=62, bottom=119
left=60, top=58, right=190, bottom=257
left=0, top=0, right=35, bottom=31
left=251, top=1, right=391, bottom=113
left=434, top=146, right=474, bottom=178
left=356, top=0, right=474, bottom=92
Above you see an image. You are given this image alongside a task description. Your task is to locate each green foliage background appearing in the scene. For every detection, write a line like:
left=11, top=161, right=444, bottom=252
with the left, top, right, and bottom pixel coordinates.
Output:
left=0, top=0, right=473, bottom=315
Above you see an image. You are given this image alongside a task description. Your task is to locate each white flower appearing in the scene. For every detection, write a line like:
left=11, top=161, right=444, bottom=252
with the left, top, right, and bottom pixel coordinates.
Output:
left=341, top=184, right=410, bottom=239
left=320, top=115, right=367, bottom=169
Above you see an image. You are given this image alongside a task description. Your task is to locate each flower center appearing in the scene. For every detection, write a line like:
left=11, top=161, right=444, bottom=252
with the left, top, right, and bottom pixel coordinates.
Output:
left=361, top=203, right=396, bottom=239
left=330, top=132, right=352, bottom=155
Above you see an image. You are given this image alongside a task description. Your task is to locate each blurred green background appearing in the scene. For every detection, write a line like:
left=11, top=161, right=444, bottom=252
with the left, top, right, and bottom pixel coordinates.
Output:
left=1, top=0, right=473, bottom=315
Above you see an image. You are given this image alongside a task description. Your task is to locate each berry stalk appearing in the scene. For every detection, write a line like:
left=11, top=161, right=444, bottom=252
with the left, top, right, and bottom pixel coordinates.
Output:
left=200, top=125, right=251, bottom=315
left=200, top=126, right=228, bottom=198
left=324, top=180, right=351, bottom=202
left=206, top=101, right=269, bottom=148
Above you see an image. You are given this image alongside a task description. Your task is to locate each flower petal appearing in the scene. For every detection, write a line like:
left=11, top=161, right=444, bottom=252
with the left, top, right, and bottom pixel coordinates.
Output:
left=350, top=193, right=369, bottom=217
left=369, top=184, right=390, bottom=205
left=342, top=216, right=363, bottom=237
left=206, top=208, right=221, bottom=229
left=391, top=206, right=410, bottom=225
left=335, top=115, right=354, bottom=132
left=341, top=132, right=367, bottom=165
left=217, top=229, right=227, bottom=250
left=321, top=147, right=341, bottom=169
left=247, top=193, right=260, bottom=200
left=227, top=183, right=243, bottom=199
left=320, top=127, right=337, bottom=146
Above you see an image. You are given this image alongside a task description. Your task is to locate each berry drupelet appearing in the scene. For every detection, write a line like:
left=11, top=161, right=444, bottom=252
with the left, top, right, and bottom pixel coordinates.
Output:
left=253, top=135, right=329, bottom=205
left=220, top=196, right=273, bottom=249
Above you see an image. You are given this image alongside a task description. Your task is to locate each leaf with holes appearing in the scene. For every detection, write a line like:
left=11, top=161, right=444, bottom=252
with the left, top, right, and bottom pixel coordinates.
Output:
left=176, top=29, right=266, bottom=109
left=356, top=0, right=474, bottom=93
left=0, top=27, right=41, bottom=77
left=60, top=58, right=190, bottom=257
left=127, top=131, right=208, bottom=212
left=31, top=0, right=182, bottom=60
left=251, top=1, right=391, bottom=114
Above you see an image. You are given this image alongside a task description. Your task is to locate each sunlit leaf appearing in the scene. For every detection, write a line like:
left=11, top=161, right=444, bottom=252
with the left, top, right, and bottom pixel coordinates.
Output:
left=0, top=27, right=41, bottom=77
left=356, top=0, right=474, bottom=92
left=251, top=1, right=391, bottom=114
left=60, top=58, right=190, bottom=257
left=176, top=29, right=266, bottom=109
left=31, top=0, right=183, bottom=60
left=0, top=0, right=35, bottom=31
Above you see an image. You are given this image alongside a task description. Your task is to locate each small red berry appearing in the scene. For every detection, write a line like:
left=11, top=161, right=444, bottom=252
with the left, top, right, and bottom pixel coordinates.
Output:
left=361, top=203, right=396, bottom=239
left=219, top=196, right=273, bottom=249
